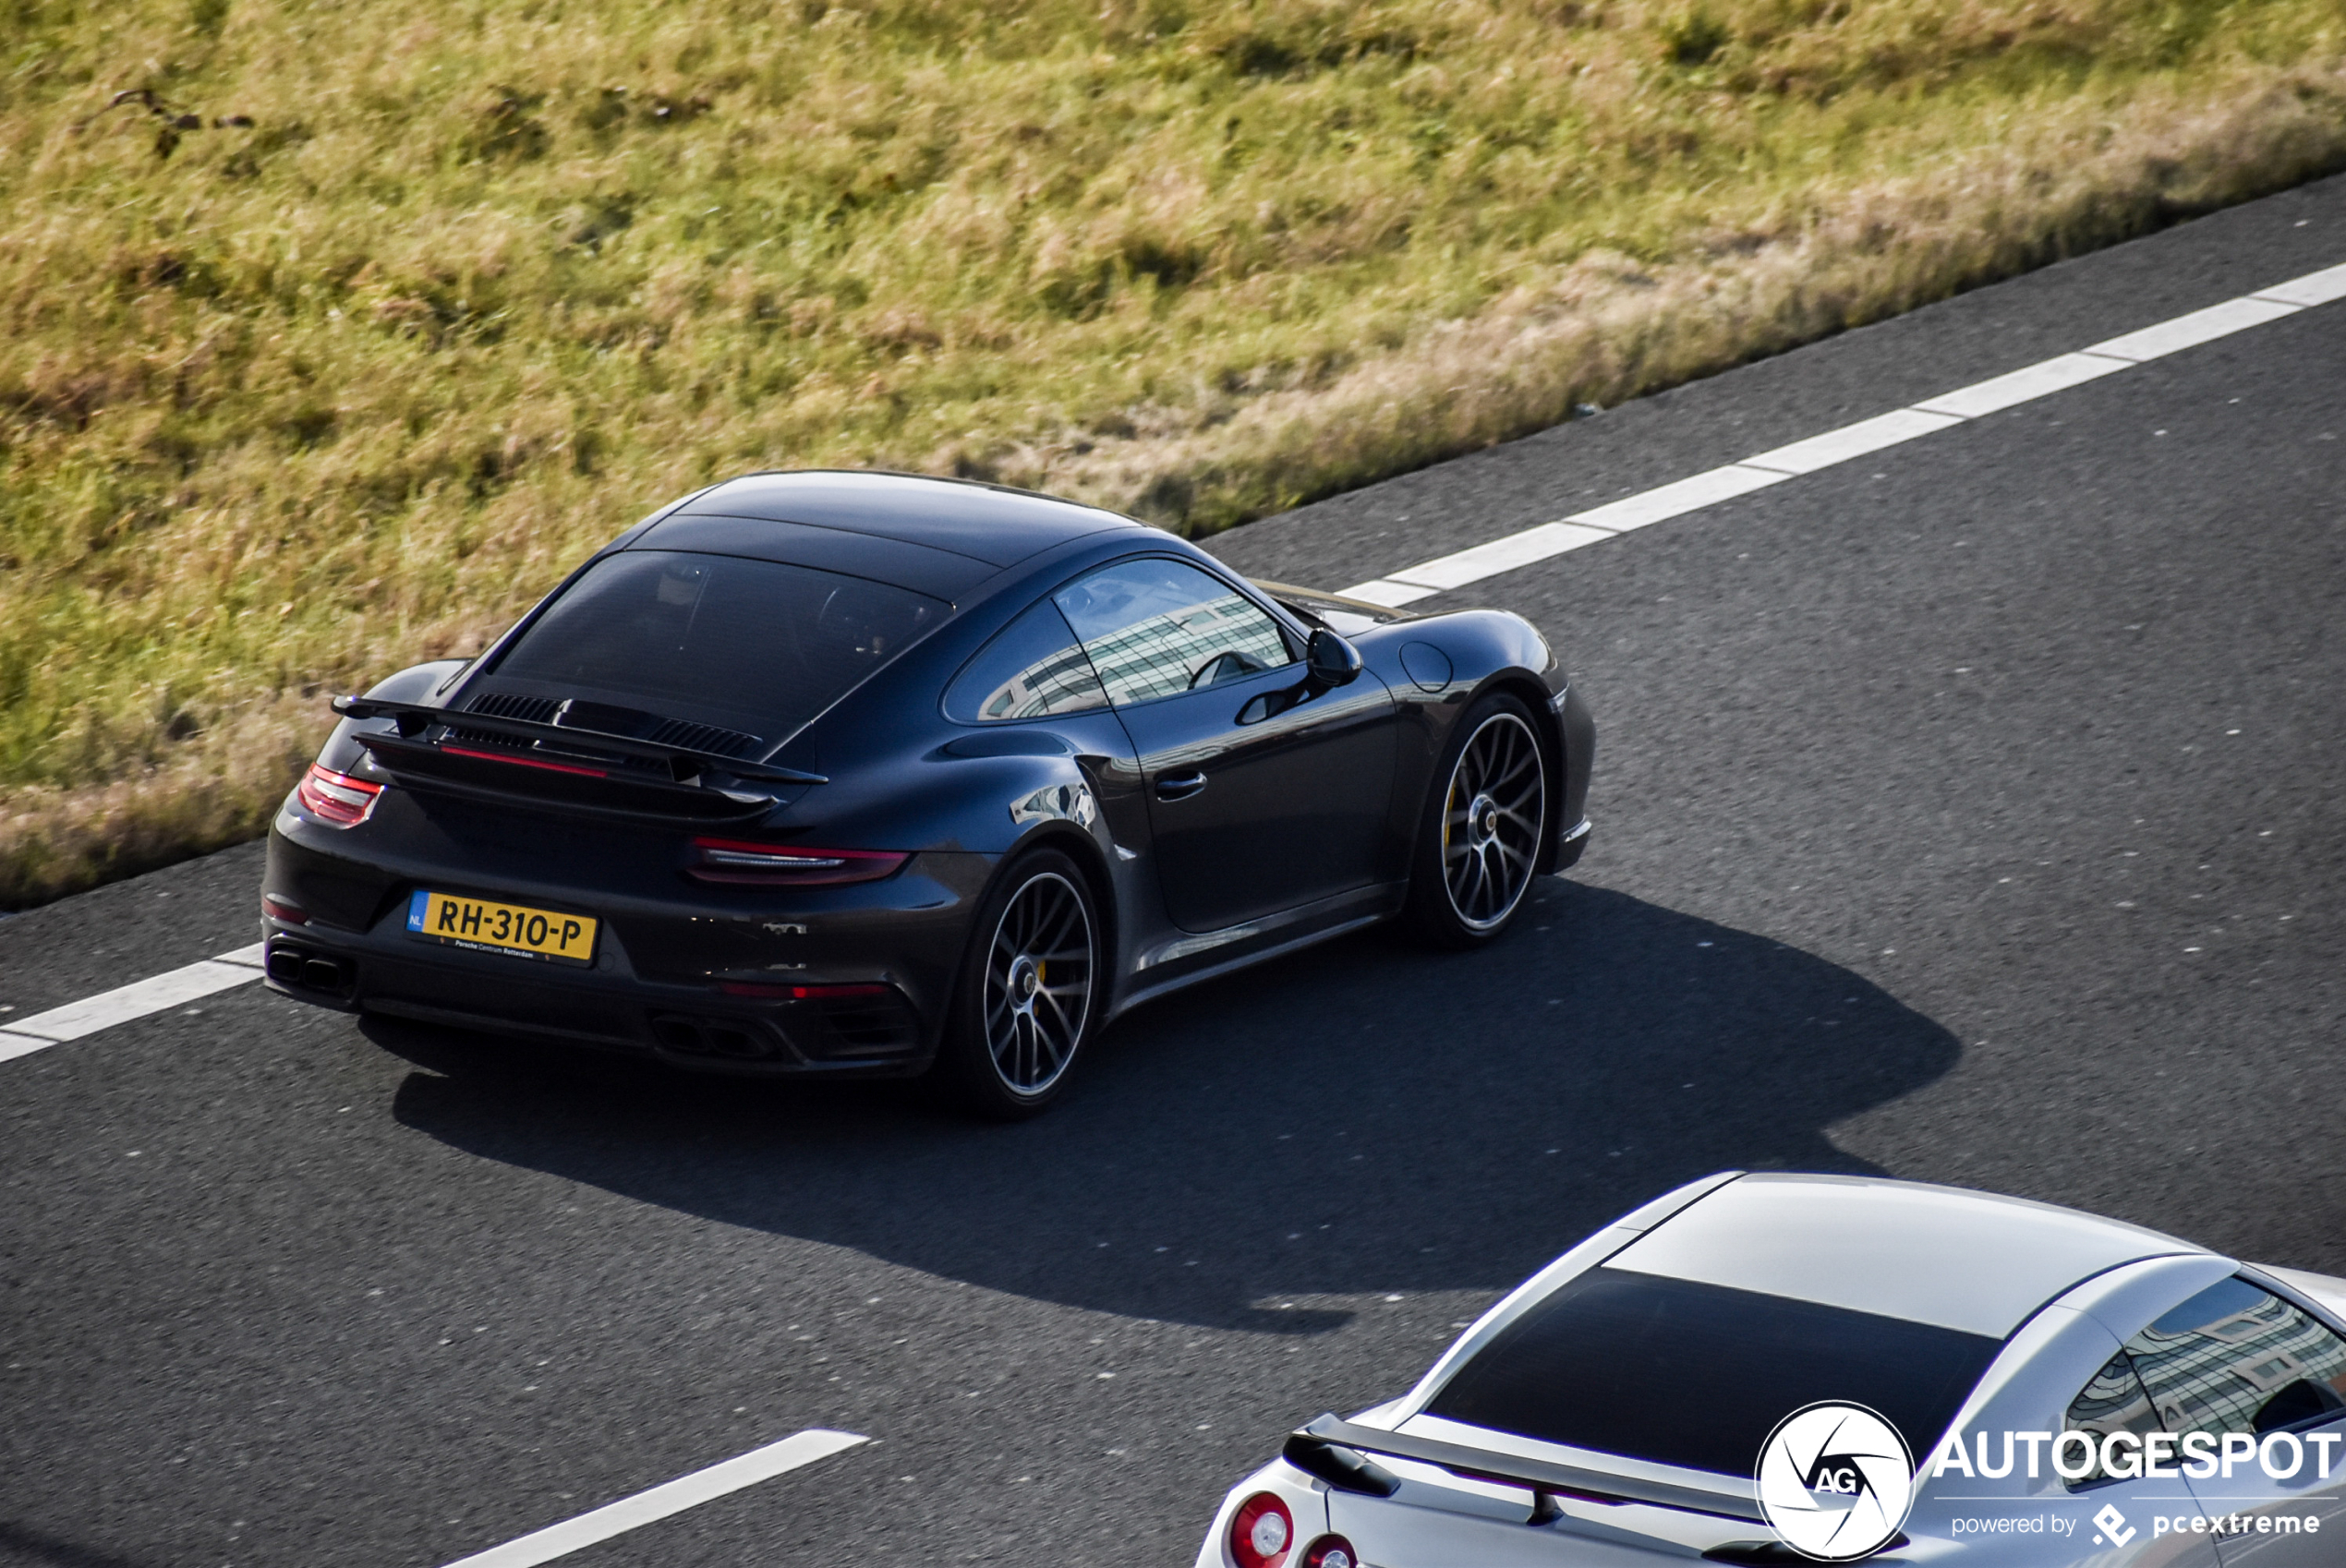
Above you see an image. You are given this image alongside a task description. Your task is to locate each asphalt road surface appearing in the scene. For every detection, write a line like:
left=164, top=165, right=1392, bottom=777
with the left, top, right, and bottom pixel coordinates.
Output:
left=6, top=174, right=2344, bottom=1568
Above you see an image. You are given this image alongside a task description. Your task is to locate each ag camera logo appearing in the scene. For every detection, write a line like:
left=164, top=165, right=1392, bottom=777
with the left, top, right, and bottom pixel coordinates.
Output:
left=1757, top=1403, right=1917, bottom=1562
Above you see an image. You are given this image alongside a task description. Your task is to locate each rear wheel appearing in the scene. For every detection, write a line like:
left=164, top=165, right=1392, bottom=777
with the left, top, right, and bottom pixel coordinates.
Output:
left=1404, top=694, right=1548, bottom=947
left=931, top=847, right=1100, bottom=1118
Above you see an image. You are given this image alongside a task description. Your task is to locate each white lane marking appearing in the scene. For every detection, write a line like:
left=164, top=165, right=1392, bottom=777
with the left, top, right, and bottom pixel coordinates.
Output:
left=2083, top=296, right=2300, bottom=362
left=1344, top=576, right=1443, bottom=608
left=1564, top=463, right=1788, bottom=533
left=2255, top=260, right=2346, bottom=307
left=438, top=1429, right=868, bottom=1568
left=213, top=942, right=267, bottom=969
left=1337, top=257, right=2340, bottom=608
left=1906, top=351, right=2129, bottom=418
left=6, top=959, right=262, bottom=1044
left=1741, top=407, right=1965, bottom=476
left=0, top=1030, right=53, bottom=1066
left=1387, top=521, right=1616, bottom=591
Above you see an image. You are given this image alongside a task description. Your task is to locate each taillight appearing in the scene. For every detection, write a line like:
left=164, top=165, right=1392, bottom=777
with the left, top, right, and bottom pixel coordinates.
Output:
left=295, top=763, right=383, bottom=827
left=1300, top=1536, right=1358, bottom=1568
left=1229, top=1492, right=1295, bottom=1568
left=687, top=838, right=909, bottom=886
left=261, top=894, right=308, bottom=924
left=718, top=982, right=890, bottom=1000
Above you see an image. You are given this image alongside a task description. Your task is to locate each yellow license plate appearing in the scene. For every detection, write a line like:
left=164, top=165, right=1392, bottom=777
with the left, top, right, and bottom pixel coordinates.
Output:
left=405, top=889, right=598, bottom=965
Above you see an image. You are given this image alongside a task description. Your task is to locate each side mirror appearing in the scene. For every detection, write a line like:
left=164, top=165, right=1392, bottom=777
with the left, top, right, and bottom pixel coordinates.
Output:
left=1305, top=628, right=1363, bottom=690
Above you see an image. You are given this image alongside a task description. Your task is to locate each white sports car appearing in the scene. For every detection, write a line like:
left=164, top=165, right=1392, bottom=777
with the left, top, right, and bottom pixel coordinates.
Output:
left=1196, top=1173, right=2346, bottom=1567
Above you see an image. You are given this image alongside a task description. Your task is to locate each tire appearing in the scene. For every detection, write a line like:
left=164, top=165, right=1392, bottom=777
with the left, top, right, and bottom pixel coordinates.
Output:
left=929, top=847, right=1102, bottom=1119
left=1403, top=693, right=1550, bottom=947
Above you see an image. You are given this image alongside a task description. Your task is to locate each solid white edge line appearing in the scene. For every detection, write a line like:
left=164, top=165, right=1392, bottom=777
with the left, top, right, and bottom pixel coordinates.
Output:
left=2254, top=260, right=2346, bottom=307
left=1741, top=407, right=1966, bottom=476
left=212, top=942, right=268, bottom=968
left=1909, top=351, right=2132, bottom=418
left=1339, top=577, right=1444, bottom=608
left=7, top=959, right=260, bottom=1043
left=1386, top=521, right=1615, bottom=591
left=1340, top=255, right=2342, bottom=608
left=0, top=1030, right=53, bottom=1065
left=438, top=1429, right=869, bottom=1568
left=2083, top=295, right=2300, bottom=362
left=1564, top=463, right=1788, bottom=532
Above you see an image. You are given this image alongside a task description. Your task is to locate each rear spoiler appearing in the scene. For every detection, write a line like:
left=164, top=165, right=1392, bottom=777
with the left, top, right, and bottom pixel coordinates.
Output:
left=1282, top=1414, right=1766, bottom=1526
left=333, top=695, right=824, bottom=824
left=332, top=696, right=827, bottom=785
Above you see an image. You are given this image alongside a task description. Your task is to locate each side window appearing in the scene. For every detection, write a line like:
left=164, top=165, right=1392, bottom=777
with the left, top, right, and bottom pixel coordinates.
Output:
left=943, top=599, right=1110, bottom=723
left=1050, top=558, right=1294, bottom=707
left=2121, top=1276, right=2346, bottom=1440
left=2060, top=1353, right=2163, bottom=1490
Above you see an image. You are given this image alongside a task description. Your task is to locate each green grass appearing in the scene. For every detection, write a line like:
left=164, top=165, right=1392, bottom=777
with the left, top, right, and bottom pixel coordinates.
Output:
left=5, top=0, right=2346, bottom=903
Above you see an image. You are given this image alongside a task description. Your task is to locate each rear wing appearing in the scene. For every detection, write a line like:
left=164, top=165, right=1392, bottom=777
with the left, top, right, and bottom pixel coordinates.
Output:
left=333, top=696, right=825, bottom=784
left=333, top=695, right=824, bottom=823
left=1282, top=1413, right=1765, bottom=1525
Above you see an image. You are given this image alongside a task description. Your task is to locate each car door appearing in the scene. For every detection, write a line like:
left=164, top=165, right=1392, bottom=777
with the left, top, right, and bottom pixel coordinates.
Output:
left=2113, top=1276, right=2346, bottom=1566
left=1051, top=557, right=1397, bottom=933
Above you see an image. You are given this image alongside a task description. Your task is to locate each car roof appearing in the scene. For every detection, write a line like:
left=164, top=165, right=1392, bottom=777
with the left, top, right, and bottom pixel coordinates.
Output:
left=633, top=471, right=1144, bottom=597
left=1608, top=1173, right=2205, bottom=1338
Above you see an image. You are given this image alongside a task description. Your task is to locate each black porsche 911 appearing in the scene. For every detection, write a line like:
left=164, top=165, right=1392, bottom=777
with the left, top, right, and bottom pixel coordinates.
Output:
left=261, top=471, right=1593, bottom=1115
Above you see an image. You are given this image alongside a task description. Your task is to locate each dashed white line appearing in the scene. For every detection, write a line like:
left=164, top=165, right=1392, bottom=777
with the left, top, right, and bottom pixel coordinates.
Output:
left=437, top=1429, right=867, bottom=1568
left=0, top=946, right=268, bottom=1063
left=1339, top=257, right=2346, bottom=608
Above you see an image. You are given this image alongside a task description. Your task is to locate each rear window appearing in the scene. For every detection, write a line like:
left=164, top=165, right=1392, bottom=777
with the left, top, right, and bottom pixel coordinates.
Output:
left=1425, top=1267, right=2001, bottom=1478
left=487, top=551, right=949, bottom=741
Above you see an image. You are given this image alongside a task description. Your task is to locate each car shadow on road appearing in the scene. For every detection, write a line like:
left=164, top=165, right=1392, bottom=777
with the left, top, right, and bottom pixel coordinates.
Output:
left=375, top=880, right=1959, bottom=1333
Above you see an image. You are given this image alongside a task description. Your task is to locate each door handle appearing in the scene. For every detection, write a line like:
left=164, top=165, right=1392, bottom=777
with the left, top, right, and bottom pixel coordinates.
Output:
left=1155, top=771, right=1208, bottom=802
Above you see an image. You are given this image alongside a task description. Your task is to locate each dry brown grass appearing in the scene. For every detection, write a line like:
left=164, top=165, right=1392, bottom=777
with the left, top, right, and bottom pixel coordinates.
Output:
left=5, top=0, right=2344, bottom=905
left=1030, top=68, right=2346, bottom=518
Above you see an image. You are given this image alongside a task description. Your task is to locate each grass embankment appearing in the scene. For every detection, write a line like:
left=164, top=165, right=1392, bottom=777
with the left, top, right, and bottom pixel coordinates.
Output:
left=6, top=0, right=2345, bottom=906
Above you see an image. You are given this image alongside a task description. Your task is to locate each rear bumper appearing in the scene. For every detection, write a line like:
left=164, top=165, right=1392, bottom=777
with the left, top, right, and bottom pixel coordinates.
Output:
left=261, top=815, right=990, bottom=1077
left=1544, top=681, right=1595, bottom=873
left=260, top=927, right=935, bottom=1075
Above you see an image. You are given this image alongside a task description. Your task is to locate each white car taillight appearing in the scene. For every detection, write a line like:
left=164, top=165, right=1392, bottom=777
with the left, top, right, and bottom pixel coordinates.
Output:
left=1230, top=1491, right=1294, bottom=1568
left=295, top=763, right=384, bottom=827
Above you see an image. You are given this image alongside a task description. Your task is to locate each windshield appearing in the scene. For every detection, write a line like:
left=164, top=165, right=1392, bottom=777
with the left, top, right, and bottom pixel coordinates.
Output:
left=1424, top=1267, right=2001, bottom=1478
left=483, top=551, right=949, bottom=743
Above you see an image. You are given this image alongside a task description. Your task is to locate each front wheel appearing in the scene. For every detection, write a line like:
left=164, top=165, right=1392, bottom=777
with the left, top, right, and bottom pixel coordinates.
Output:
left=1403, top=694, right=1549, bottom=947
left=930, top=847, right=1101, bottom=1119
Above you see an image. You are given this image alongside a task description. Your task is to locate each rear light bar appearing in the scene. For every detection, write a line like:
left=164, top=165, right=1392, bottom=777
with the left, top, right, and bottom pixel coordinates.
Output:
left=295, top=764, right=384, bottom=827
left=687, top=838, right=908, bottom=886
left=718, top=982, right=891, bottom=1000
left=441, top=744, right=609, bottom=778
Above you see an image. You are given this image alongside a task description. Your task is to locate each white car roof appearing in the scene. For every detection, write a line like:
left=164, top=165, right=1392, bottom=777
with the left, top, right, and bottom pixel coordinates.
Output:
left=1607, top=1173, right=2205, bottom=1337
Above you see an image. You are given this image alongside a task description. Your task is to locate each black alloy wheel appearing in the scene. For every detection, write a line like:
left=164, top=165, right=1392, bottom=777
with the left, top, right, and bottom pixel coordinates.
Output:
left=1405, top=694, right=1548, bottom=947
left=934, top=847, right=1100, bottom=1118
